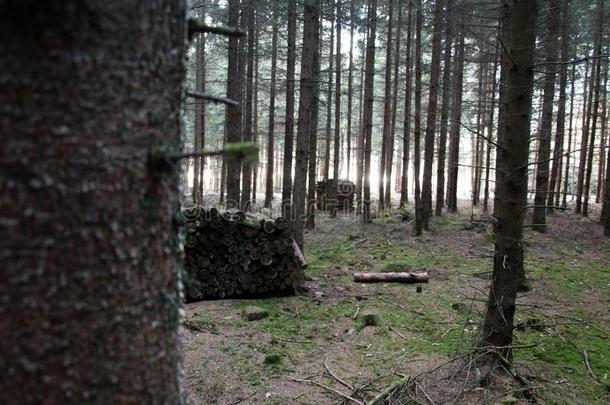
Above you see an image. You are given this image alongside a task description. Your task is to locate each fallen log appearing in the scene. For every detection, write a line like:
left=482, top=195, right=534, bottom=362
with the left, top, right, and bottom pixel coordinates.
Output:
left=353, top=272, right=429, bottom=284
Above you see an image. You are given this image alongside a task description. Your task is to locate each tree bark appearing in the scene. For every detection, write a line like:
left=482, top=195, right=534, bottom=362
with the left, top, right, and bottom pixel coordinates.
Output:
left=225, top=0, right=242, bottom=208
left=362, top=0, right=378, bottom=223
left=562, top=63, right=577, bottom=208
left=264, top=10, right=279, bottom=208
left=353, top=272, right=429, bottom=283
left=400, top=0, right=415, bottom=208
left=547, top=0, right=571, bottom=213
left=582, top=0, right=605, bottom=217
left=435, top=0, right=453, bottom=216
left=446, top=24, right=465, bottom=212
left=282, top=0, right=297, bottom=219
left=0, top=1, right=185, bottom=401
left=346, top=0, right=355, bottom=180
left=292, top=0, right=318, bottom=248
left=413, top=0, right=423, bottom=234
left=240, top=0, right=256, bottom=211
left=323, top=14, right=335, bottom=182
left=482, top=0, right=537, bottom=355
left=331, top=0, right=343, bottom=217
left=531, top=0, right=560, bottom=231
left=380, top=0, right=395, bottom=210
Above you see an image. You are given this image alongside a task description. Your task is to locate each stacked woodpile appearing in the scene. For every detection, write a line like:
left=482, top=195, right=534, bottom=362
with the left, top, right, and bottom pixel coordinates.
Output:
left=182, top=206, right=307, bottom=301
left=315, top=179, right=355, bottom=211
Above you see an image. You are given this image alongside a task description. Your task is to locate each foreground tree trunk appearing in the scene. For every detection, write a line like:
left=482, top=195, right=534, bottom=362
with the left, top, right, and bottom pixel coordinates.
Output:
left=482, top=0, right=537, bottom=355
left=0, top=1, right=185, bottom=402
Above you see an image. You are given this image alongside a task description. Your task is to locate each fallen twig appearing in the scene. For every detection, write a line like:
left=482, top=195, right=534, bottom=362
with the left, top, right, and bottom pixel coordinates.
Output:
left=389, top=326, right=407, bottom=340
left=367, top=377, right=408, bottom=405
left=324, top=362, right=355, bottom=391
left=582, top=350, right=596, bottom=378
left=353, top=306, right=361, bottom=320
left=288, top=377, right=364, bottom=405
left=229, top=390, right=257, bottom=404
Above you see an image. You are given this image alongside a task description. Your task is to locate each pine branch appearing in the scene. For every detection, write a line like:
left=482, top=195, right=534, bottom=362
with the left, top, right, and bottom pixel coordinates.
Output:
left=186, top=91, right=239, bottom=106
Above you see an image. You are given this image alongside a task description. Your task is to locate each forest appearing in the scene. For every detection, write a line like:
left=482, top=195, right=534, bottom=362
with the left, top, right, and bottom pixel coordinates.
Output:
left=1, top=0, right=609, bottom=404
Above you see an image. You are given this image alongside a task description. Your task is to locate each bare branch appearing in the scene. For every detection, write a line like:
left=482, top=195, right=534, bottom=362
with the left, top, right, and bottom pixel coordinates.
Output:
left=186, top=91, right=239, bottom=106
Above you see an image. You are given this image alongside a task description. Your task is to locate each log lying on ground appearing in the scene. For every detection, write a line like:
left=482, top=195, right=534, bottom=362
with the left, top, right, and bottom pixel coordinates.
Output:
left=182, top=206, right=306, bottom=301
left=353, top=272, right=429, bottom=283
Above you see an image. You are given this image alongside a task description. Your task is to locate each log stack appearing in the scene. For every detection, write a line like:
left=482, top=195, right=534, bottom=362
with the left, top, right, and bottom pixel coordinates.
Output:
left=315, top=179, right=355, bottom=211
left=182, top=206, right=306, bottom=301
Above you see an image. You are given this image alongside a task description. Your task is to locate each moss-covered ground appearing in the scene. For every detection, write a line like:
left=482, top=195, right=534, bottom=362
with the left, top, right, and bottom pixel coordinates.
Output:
left=183, top=207, right=609, bottom=404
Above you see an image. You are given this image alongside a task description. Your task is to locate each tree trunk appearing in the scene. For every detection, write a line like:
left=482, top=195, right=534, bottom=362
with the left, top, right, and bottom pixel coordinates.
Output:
left=387, top=0, right=404, bottom=206
left=379, top=0, right=395, bottom=210
left=264, top=10, right=279, bottom=208
left=482, top=0, right=537, bottom=355
left=240, top=0, right=256, bottom=211
left=331, top=0, right=342, bottom=217
left=582, top=0, right=605, bottom=217
left=0, top=1, right=185, bottom=401
left=562, top=63, right=577, bottom=208
left=324, top=15, right=335, bottom=182
left=225, top=0, right=242, bottom=208
left=292, top=0, right=318, bottom=248
left=346, top=0, right=355, bottom=180
left=576, top=54, right=593, bottom=214
left=531, top=0, right=560, bottom=231
left=412, top=0, right=423, bottom=234
left=483, top=52, right=499, bottom=213
left=420, top=0, right=446, bottom=230
left=400, top=0, right=415, bottom=208
left=306, top=13, right=322, bottom=229
left=446, top=23, right=465, bottom=212
left=282, top=0, right=297, bottom=219
left=435, top=0, right=453, bottom=216
left=547, top=0, right=571, bottom=213
left=362, top=0, right=378, bottom=223
left=596, top=55, right=608, bottom=203
left=356, top=56, right=366, bottom=212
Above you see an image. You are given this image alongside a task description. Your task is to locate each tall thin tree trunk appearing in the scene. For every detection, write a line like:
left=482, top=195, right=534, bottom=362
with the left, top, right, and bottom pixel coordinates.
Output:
left=324, top=15, right=335, bottom=181
left=282, top=0, right=297, bottom=219
left=400, top=0, right=414, bottom=208
left=386, top=0, right=404, bottom=206
left=307, top=12, right=322, bottom=229
left=532, top=0, right=560, bottom=231
left=265, top=10, right=279, bottom=208
left=482, top=0, right=537, bottom=355
left=356, top=54, right=366, bottom=212
left=346, top=0, right=355, bottom=180
left=596, top=55, right=608, bottom=203
left=225, top=0, right=242, bottom=208
left=252, top=23, right=260, bottom=205
left=241, top=1, right=256, bottom=210
left=412, top=0, right=423, bottom=234
left=362, top=0, right=378, bottom=223
left=483, top=52, right=499, bottom=213
left=562, top=63, right=577, bottom=208
left=548, top=0, right=571, bottom=212
left=576, top=54, right=593, bottom=214
left=380, top=0, right=395, bottom=209
left=420, top=0, right=445, bottom=230
left=331, top=0, right=342, bottom=217
left=0, top=1, right=185, bottom=401
left=446, top=25, right=464, bottom=212
left=583, top=0, right=605, bottom=217
left=292, top=0, right=318, bottom=247
left=435, top=0, right=453, bottom=215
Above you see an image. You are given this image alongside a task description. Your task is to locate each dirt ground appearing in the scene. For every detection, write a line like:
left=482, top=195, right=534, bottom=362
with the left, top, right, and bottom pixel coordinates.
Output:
left=182, top=203, right=610, bottom=404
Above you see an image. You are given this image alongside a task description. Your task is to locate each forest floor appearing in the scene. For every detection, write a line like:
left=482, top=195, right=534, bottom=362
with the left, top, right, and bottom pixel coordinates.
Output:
left=182, top=202, right=610, bottom=404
